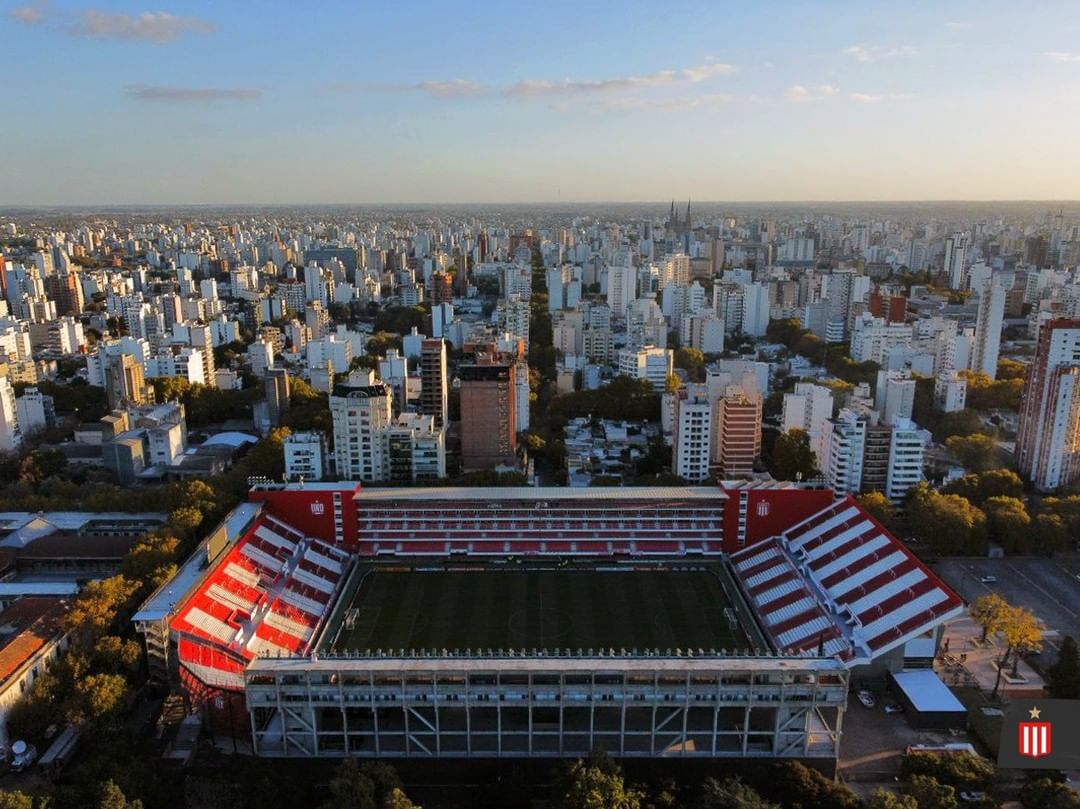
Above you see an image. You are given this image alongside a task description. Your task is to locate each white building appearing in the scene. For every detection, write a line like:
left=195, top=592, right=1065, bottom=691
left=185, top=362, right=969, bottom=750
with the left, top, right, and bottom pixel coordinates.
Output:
left=876, top=371, right=916, bottom=425
left=822, top=409, right=866, bottom=495
left=330, top=378, right=393, bottom=482
left=934, top=372, right=968, bottom=413
left=971, top=278, right=1006, bottom=378
left=284, top=432, right=327, bottom=481
left=616, top=347, right=673, bottom=392
left=606, top=266, right=636, bottom=317
left=885, top=418, right=926, bottom=504
left=849, top=314, right=915, bottom=364
left=673, top=386, right=712, bottom=482
left=15, top=387, right=53, bottom=435
left=0, top=370, right=20, bottom=453
left=247, top=339, right=275, bottom=378
left=944, top=232, right=970, bottom=290
left=386, top=413, right=446, bottom=482
left=782, top=382, right=834, bottom=462
left=683, top=314, right=726, bottom=354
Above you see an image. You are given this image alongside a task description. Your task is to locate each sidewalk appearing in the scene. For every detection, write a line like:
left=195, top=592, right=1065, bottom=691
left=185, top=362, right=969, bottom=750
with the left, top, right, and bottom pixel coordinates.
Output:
left=939, top=613, right=1045, bottom=698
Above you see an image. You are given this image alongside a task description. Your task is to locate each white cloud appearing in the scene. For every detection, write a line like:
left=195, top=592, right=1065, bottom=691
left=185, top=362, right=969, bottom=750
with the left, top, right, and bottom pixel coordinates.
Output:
left=785, top=84, right=838, bottom=103
left=842, top=44, right=917, bottom=62
left=849, top=93, right=883, bottom=104
left=1045, top=51, right=1080, bottom=63
left=566, top=93, right=734, bottom=113
left=69, top=10, right=215, bottom=43
left=125, top=84, right=260, bottom=102
left=785, top=85, right=814, bottom=103
left=8, top=3, right=46, bottom=24
left=507, top=61, right=735, bottom=96
left=415, top=80, right=484, bottom=98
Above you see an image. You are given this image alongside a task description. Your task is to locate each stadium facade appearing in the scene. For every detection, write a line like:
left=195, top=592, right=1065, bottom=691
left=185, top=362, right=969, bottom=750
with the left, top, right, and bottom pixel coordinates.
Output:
left=134, top=481, right=962, bottom=765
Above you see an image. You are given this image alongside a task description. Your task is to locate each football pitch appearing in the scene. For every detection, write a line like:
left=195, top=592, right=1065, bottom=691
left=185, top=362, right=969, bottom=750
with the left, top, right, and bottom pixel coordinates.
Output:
left=324, top=568, right=749, bottom=653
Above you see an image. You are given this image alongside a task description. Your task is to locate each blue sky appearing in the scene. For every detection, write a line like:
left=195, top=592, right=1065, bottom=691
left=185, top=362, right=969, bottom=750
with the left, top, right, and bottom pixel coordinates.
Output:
left=2, top=0, right=1079, bottom=204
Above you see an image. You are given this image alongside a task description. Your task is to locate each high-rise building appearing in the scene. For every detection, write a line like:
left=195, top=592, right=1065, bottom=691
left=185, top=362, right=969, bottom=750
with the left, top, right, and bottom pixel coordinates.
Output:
left=330, top=379, right=393, bottom=482
left=616, top=347, right=673, bottom=392
left=283, top=432, right=326, bottom=481
left=386, top=413, right=446, bottom=483
left=265, top=367, right=291, bottom=428
left=1016, top=319, right=1080, bottom=491
left=0, top=366, right=20, bottom=453
left=420, top=339, right=448, bottom=429
left=673, top=385, right=712, bottom=482
left=943, top=232, right=970, bottom=290
left=971, top=279, right=1006, bottom=378
left=885, top=419, right=926, bottom=504
left=606, top=266, right=636, bottom=317
left=782, top=382, right=834, bottom=463
left=713, top=391, right=762, bottom=477
left=104, top=353, right=148, bottom=410
left=459, top=355, right=518, bottom=471
left=822, top=409, right=867, bottom=495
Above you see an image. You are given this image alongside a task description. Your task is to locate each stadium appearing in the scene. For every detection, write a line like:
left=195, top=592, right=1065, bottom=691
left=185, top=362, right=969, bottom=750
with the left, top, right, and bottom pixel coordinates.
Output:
left=134, top=481, right=963, bottom=766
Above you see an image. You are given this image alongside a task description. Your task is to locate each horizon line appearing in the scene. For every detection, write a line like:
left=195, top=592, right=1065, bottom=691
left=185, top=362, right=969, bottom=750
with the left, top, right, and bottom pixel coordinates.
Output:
left=2, top=198, right=1079, bottom=210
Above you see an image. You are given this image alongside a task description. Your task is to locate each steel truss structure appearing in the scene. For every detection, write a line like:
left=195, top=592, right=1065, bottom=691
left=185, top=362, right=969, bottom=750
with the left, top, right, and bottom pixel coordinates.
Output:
left=245, top=654, right=848, bottom=760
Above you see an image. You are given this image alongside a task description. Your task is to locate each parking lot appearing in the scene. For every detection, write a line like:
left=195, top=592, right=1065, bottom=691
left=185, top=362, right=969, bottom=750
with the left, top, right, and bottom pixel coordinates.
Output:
left=933, top=556, right=1080, bottom=663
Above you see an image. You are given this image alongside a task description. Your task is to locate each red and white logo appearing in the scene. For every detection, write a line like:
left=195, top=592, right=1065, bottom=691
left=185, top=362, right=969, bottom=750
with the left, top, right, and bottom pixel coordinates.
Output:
left=1019, top=707, right=1051, bottom=758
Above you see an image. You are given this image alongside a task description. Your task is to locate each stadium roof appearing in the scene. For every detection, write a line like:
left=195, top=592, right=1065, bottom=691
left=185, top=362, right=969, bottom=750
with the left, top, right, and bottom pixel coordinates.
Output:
left=170, top=508, right=352, bottom=686
left=354, top=486, right=727, bottom=501
left=134, top=502, right=262, bottom=623
left=731, top=496, right=963, bottom=667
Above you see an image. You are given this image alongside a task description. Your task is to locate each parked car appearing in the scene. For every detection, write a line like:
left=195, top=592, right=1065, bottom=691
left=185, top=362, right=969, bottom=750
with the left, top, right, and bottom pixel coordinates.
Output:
left=857, top=690, right=876, bottom=708
left=959, top=791, right=987, bottom=803
left=979, top=576, right=997, bottom=584
left=884, top=703, right=904, bottom=714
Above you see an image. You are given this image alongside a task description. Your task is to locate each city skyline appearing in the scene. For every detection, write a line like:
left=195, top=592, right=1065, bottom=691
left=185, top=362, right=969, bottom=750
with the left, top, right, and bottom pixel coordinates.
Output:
left=4, top=0, right=1080, bottom=205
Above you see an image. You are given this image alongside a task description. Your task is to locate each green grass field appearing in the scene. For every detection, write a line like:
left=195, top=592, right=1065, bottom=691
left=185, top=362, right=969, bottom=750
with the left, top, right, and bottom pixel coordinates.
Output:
left=324, top=568, right=747, bottom=653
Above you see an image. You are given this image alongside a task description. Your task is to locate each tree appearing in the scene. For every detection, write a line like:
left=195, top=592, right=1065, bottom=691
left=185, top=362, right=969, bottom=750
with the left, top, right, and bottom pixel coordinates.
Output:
left=74, top=672, right=130, bottom=723
left=943, top=469, right=1024, bottom=505
left=771, top=429, right=818, bottom=481
left=945, top=433, right=1004, bottom=473
left=1021, top=777, right=1080, bottom=809
left=1033, top=512, right=1068, bottom=555
left=98, top=781, right=144, bottom=809
left=994, top=604, right=1043, bottom=696
left=865, top=790, right=918, bottom=809
left=997, top=358, right=1027, bottom=380
left=697, top=777, right=779, bottom=809
left=93, top=635, right=142, bottom=673
left=0, top=792, right=34, bottom=809
left=320, top=759, right=407, bottom=809
left=674, top=348, right=706, bottom=383
left=121, top=534, right=180, bottom=588
left=382, top=789, right=420, bottom=809
left=758, top=761, right=859, bottom=809
left=983, top=496, right=1031, bottom=553
left=907, top=484, right=988, bottom=555
left=905, top=775, right=959, bottom=809
left=1047, top=635, right=1080, bottom=699
left=857, top=491, right=896, bottom=532
left=970, top=594, right=1009, bottom=643
left=900, top=751, right=994, bottom=789
left=62, top=575, right=140, bottom=643
left=551, top=752, right=643, bottom=809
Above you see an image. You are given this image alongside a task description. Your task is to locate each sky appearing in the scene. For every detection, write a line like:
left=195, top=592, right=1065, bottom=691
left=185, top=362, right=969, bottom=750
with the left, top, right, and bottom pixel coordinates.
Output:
left=2, top=0, right=1080, bottom=205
